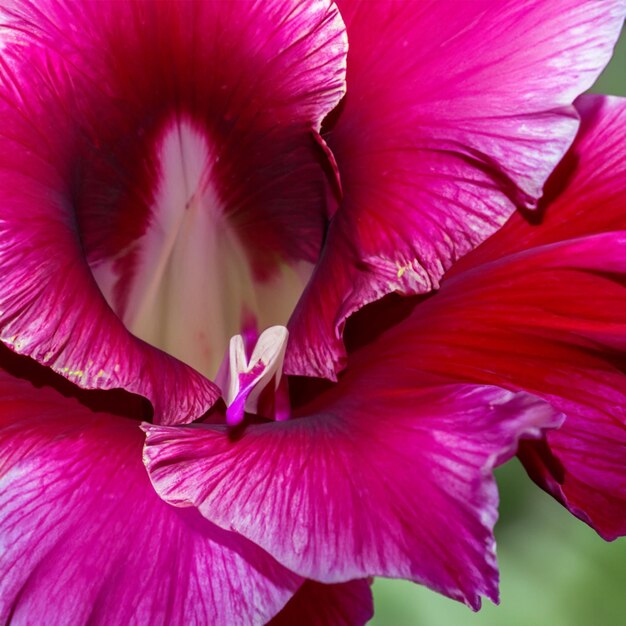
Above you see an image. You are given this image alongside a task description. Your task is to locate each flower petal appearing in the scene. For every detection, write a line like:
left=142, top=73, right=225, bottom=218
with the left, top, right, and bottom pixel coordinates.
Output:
left=519, top=410, right=626, bottom=541
left=404, top=237, right=626, bottom=538
left=450, top=95, right=626, bottom=272
left=0, top=368, right=301, bottom=626
left=286, top=0, right=626, bottom=378
left=144, top=382, right=561, bottom=609
left=0, top=0, right=347, bottom=421
left=268, top=580, right=373, bottom=626
left=368, top=96, right=626, bottom=537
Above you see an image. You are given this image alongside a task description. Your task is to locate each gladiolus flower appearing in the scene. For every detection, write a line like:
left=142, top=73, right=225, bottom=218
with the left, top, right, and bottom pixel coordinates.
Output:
left=0, top=1, right=625, bottom=624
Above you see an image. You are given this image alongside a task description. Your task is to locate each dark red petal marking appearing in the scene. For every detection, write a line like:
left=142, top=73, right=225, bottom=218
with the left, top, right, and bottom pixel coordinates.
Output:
left=0, top=0, right=347, bottom=423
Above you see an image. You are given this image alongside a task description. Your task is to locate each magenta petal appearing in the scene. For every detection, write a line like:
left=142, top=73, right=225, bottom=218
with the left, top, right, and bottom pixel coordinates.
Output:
left=379, top=97, right=626, bottom=537
left=268, top=580, right=373, bottom=626
left=0, top=0, right=348, bottom=419
left=399, top=235, right=626, bottom=536
left=286, top=1, right=626, bottom=378
left=0, top=373, right=301, bottom=625
left=144, top=384, right=561, bottom=609
left=0, top=243, right=221, bottom=425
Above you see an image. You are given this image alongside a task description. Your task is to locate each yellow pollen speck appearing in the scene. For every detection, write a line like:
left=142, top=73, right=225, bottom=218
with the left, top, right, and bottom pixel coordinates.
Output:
left=59, top=366, right=84, bottom=378
left=5, top=335, right=24, bottom=350
left=396, top=262, right=413, bottom=279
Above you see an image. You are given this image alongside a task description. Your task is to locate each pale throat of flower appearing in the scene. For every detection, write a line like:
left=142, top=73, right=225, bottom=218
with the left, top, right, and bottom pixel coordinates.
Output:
left=215, top=325, right=290, bottom=427
left=91, top=115, right=312, bottom=394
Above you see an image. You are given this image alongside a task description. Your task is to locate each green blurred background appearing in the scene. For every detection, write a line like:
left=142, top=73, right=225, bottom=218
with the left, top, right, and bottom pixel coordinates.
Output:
left=370, top=24, right=626, bottom=626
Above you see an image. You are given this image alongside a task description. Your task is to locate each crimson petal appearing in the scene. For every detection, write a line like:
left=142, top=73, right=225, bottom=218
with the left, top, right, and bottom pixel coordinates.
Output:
left=286, top=0, right=626, bottom=378
left=374, top=95, right=626, bottom=538
left=269, top=580, right=373, bottom=626
left=520, top=411, right=626, bottom=541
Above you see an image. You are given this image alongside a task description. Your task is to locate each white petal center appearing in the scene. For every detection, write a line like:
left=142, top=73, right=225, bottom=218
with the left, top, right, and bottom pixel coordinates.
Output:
left=93, top=117, right=310, bottom=379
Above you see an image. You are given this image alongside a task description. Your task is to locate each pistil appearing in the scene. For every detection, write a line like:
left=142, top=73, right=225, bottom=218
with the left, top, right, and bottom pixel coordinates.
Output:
left=216, top=325, right=291, bottom=426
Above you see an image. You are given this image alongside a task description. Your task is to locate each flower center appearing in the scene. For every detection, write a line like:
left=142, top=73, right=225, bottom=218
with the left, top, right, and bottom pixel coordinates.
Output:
left=91, top=116, right=312, bottom=380
left=215, top=325, right=290, bottom=426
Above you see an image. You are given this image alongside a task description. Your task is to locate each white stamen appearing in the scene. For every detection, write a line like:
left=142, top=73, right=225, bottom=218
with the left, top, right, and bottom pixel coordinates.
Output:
left=216, top=326, right=289, bottom=426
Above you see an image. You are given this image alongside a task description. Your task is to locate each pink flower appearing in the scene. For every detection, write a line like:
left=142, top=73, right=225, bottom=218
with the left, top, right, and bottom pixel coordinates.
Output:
left=0, top=1, right=624, bottom=624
